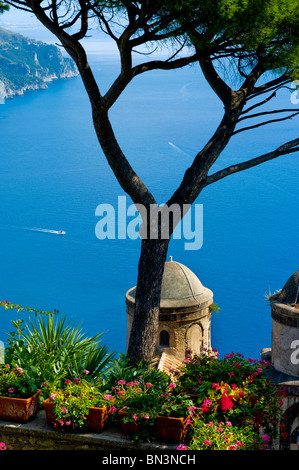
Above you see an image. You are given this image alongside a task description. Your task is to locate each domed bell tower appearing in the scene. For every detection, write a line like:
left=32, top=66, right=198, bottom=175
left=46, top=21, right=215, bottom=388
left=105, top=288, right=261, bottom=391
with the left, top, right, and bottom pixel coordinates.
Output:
left=126, top=257, right=214, bottom=362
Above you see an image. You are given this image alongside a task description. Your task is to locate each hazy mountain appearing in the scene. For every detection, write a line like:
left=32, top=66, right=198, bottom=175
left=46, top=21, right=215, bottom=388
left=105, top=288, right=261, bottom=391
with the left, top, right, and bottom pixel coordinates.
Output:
left=0, top=27, right=78, bottom=99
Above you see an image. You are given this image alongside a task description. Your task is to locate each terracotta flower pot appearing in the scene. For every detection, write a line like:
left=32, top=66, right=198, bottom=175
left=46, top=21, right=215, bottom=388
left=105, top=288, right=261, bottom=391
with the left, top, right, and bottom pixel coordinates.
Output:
left=87, top=406, right=109, bottom=432
left=0, top=390, right=41, bottom=423
left=43, top=398, right=109, bottom=432
left=118, top=410, right=140, bottom=436
left=154, top=416, right=188, bottom=443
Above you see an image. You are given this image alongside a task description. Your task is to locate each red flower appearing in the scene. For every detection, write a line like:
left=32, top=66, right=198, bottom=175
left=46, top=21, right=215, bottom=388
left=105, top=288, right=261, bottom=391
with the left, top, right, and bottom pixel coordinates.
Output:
left=249, top=395, right=258, bottom=405
left=219, top=394, right=234, bottom=411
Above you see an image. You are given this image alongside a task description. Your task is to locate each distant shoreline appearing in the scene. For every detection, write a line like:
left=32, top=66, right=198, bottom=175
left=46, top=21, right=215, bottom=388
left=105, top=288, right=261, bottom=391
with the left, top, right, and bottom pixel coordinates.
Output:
left=0, top=26, right=79, bottom=101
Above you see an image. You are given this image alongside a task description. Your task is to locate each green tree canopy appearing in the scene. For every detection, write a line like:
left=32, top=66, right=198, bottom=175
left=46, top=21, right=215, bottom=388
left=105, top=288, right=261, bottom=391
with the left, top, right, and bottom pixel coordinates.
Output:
left=0, top=1, right=9, bottom=13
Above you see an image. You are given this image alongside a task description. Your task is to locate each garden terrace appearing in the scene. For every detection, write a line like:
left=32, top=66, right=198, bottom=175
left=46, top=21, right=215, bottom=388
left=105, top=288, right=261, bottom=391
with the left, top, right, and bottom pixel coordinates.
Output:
left=0, top=410, right=177, bottom=451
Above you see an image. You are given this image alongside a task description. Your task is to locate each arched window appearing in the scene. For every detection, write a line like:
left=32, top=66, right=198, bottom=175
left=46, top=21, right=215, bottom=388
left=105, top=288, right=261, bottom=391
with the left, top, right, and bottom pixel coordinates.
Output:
left=159, top=330, right=170, bottom=347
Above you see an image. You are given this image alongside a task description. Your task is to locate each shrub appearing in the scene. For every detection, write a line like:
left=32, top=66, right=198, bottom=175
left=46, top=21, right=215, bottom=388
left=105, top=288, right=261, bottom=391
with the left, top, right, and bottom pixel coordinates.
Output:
left=175, top=349, right=282, bottom=448
left=0, top=364, right=38, bottom=398
left=4, top=312, right=116, bottom=394
left=188, top=419, right=271, bottom=450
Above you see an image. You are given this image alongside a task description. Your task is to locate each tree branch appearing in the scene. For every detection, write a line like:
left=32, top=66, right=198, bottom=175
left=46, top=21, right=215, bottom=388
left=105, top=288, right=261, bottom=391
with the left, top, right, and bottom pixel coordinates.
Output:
left=241, top=89, right=281, bottom=115
left=199, top=55, right=235, bottom=107
left=233, top=112, right=299, bottom=135
left=238, top=108, right=299, bottom=123
left=205, top=138, right=299, bottom=186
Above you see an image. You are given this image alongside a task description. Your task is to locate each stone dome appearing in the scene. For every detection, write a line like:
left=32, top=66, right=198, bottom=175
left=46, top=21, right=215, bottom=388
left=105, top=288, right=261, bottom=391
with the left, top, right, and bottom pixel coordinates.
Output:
left=126, top=257, right=213, bottom=311
left=278, top=270, right=299, bottom=305
left=159, top=258, right=212, bottom=309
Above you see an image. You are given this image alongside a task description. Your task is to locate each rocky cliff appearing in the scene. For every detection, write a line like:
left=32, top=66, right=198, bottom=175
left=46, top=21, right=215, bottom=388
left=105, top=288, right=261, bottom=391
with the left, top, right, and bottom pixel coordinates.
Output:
left=0, top=27, right=79, bottom=99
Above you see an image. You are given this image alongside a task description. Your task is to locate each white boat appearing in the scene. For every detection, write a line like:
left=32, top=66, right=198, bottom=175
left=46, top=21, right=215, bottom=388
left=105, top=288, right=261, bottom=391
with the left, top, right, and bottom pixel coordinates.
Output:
left=58, top=230, right=66, bottom=235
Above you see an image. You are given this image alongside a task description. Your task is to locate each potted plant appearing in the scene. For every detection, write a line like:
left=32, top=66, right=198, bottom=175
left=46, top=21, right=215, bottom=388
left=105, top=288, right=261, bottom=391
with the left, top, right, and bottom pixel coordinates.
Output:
left=112, top=379, right=163, bottom=442
left=175, top=349, right=282, bottom=445
left=0, top=364, right=41, bottom=423
left=154, top=384, right=195, bottom=443
left=187, top=419, right=272, bottom=450
left=43, top=376, right=113, bottom=432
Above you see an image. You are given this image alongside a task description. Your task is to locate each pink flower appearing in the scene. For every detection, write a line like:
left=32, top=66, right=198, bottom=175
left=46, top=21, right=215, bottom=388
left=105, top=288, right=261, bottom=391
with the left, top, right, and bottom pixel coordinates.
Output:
left=84, top=370, right=89, bottom=375
left=177, top=444, right=188, bottom=450
left=110, top=406, right=117, bottom=413
left=73, top=378, right=80, bottom=383
left=17, top=367, right=24, bottom=374
left=201, top=399, right=212, bottom=412
left=228, top=372, right=234, bottom=376
left=169, top=383, right=176, bottom=389
left=257, top=368, right=263, bottom=373
left=225, top=421, right=232, bottom=426
left=118, top=380, right=126, bottom=385
left=0, top=442, right=7, bottom=450
left=64, top=379, right=71, bottom=385
left=8, top=387, right=14, bottom=394
left=145, top=383, right=152, bottom=388
left=229, top=445, right=237, bottom=450
left=225, top=352, right=234, bottom=359
left=143, top=415, right=150, bottom=419
left=204, top=440, right=212, bottom=446
left=50, top=393, right=57, bottom=400
left=262, top=434, right=271, bottom=442
left=247, top=357, right=257, bottom=363
left=133, top=414, right=138, bottom=422
left=260, top=360, right=270, bottom=366
left=65, top=421, right=72, bottom=426
left=104, top=394, right=113, bottom=401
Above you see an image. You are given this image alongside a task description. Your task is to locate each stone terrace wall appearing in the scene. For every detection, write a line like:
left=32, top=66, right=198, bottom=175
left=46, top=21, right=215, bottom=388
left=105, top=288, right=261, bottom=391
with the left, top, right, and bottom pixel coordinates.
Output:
left=0, top=410, right=176, bottom=451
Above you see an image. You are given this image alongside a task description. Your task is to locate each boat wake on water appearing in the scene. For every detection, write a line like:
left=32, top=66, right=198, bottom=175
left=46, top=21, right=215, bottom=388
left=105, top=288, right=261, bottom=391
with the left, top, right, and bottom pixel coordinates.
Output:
left=0, top=224, right=66, bottom=235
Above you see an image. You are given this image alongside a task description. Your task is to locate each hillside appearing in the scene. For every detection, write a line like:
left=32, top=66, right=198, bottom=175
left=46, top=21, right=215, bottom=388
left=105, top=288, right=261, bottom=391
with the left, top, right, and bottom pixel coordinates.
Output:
left=0, top=27, right=78, bottom=99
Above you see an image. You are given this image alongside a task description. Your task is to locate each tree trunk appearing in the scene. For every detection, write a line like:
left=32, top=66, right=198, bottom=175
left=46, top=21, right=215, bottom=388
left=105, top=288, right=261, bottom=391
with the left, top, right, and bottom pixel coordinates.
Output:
left=127, top=237, right=170, bottom=366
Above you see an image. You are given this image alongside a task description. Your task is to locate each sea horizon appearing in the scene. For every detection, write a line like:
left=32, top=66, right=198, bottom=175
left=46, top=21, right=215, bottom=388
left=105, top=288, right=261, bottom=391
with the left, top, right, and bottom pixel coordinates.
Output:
left=0, top=15, right=298, bottom=362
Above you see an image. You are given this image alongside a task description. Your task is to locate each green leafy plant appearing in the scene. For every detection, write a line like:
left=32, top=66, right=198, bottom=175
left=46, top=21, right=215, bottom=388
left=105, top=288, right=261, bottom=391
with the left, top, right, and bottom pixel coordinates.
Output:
left=158, top=384, right=195, bottom=419
left=103, top=353, right=171, bottom=390
left=4, top=311, right=116, bottom=393
left=187, top=419, right=271, bottom=450
left=0, top=364, right=38, bottom=398
left=111, top=379, right=166, bottom=442
left=44, top=375, right=113, bottom=431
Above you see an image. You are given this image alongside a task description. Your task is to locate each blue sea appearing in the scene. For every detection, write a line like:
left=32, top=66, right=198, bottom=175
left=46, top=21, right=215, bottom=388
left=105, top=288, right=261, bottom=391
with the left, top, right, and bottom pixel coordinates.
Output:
left=0, top=52, right=298, bottom=361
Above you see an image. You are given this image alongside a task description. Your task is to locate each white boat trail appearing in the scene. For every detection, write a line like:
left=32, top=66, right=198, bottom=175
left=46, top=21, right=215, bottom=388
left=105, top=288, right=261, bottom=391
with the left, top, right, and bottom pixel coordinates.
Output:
left=0, top=224, right=66, bottom=235
left=168, top=141, right=192, bottom=157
